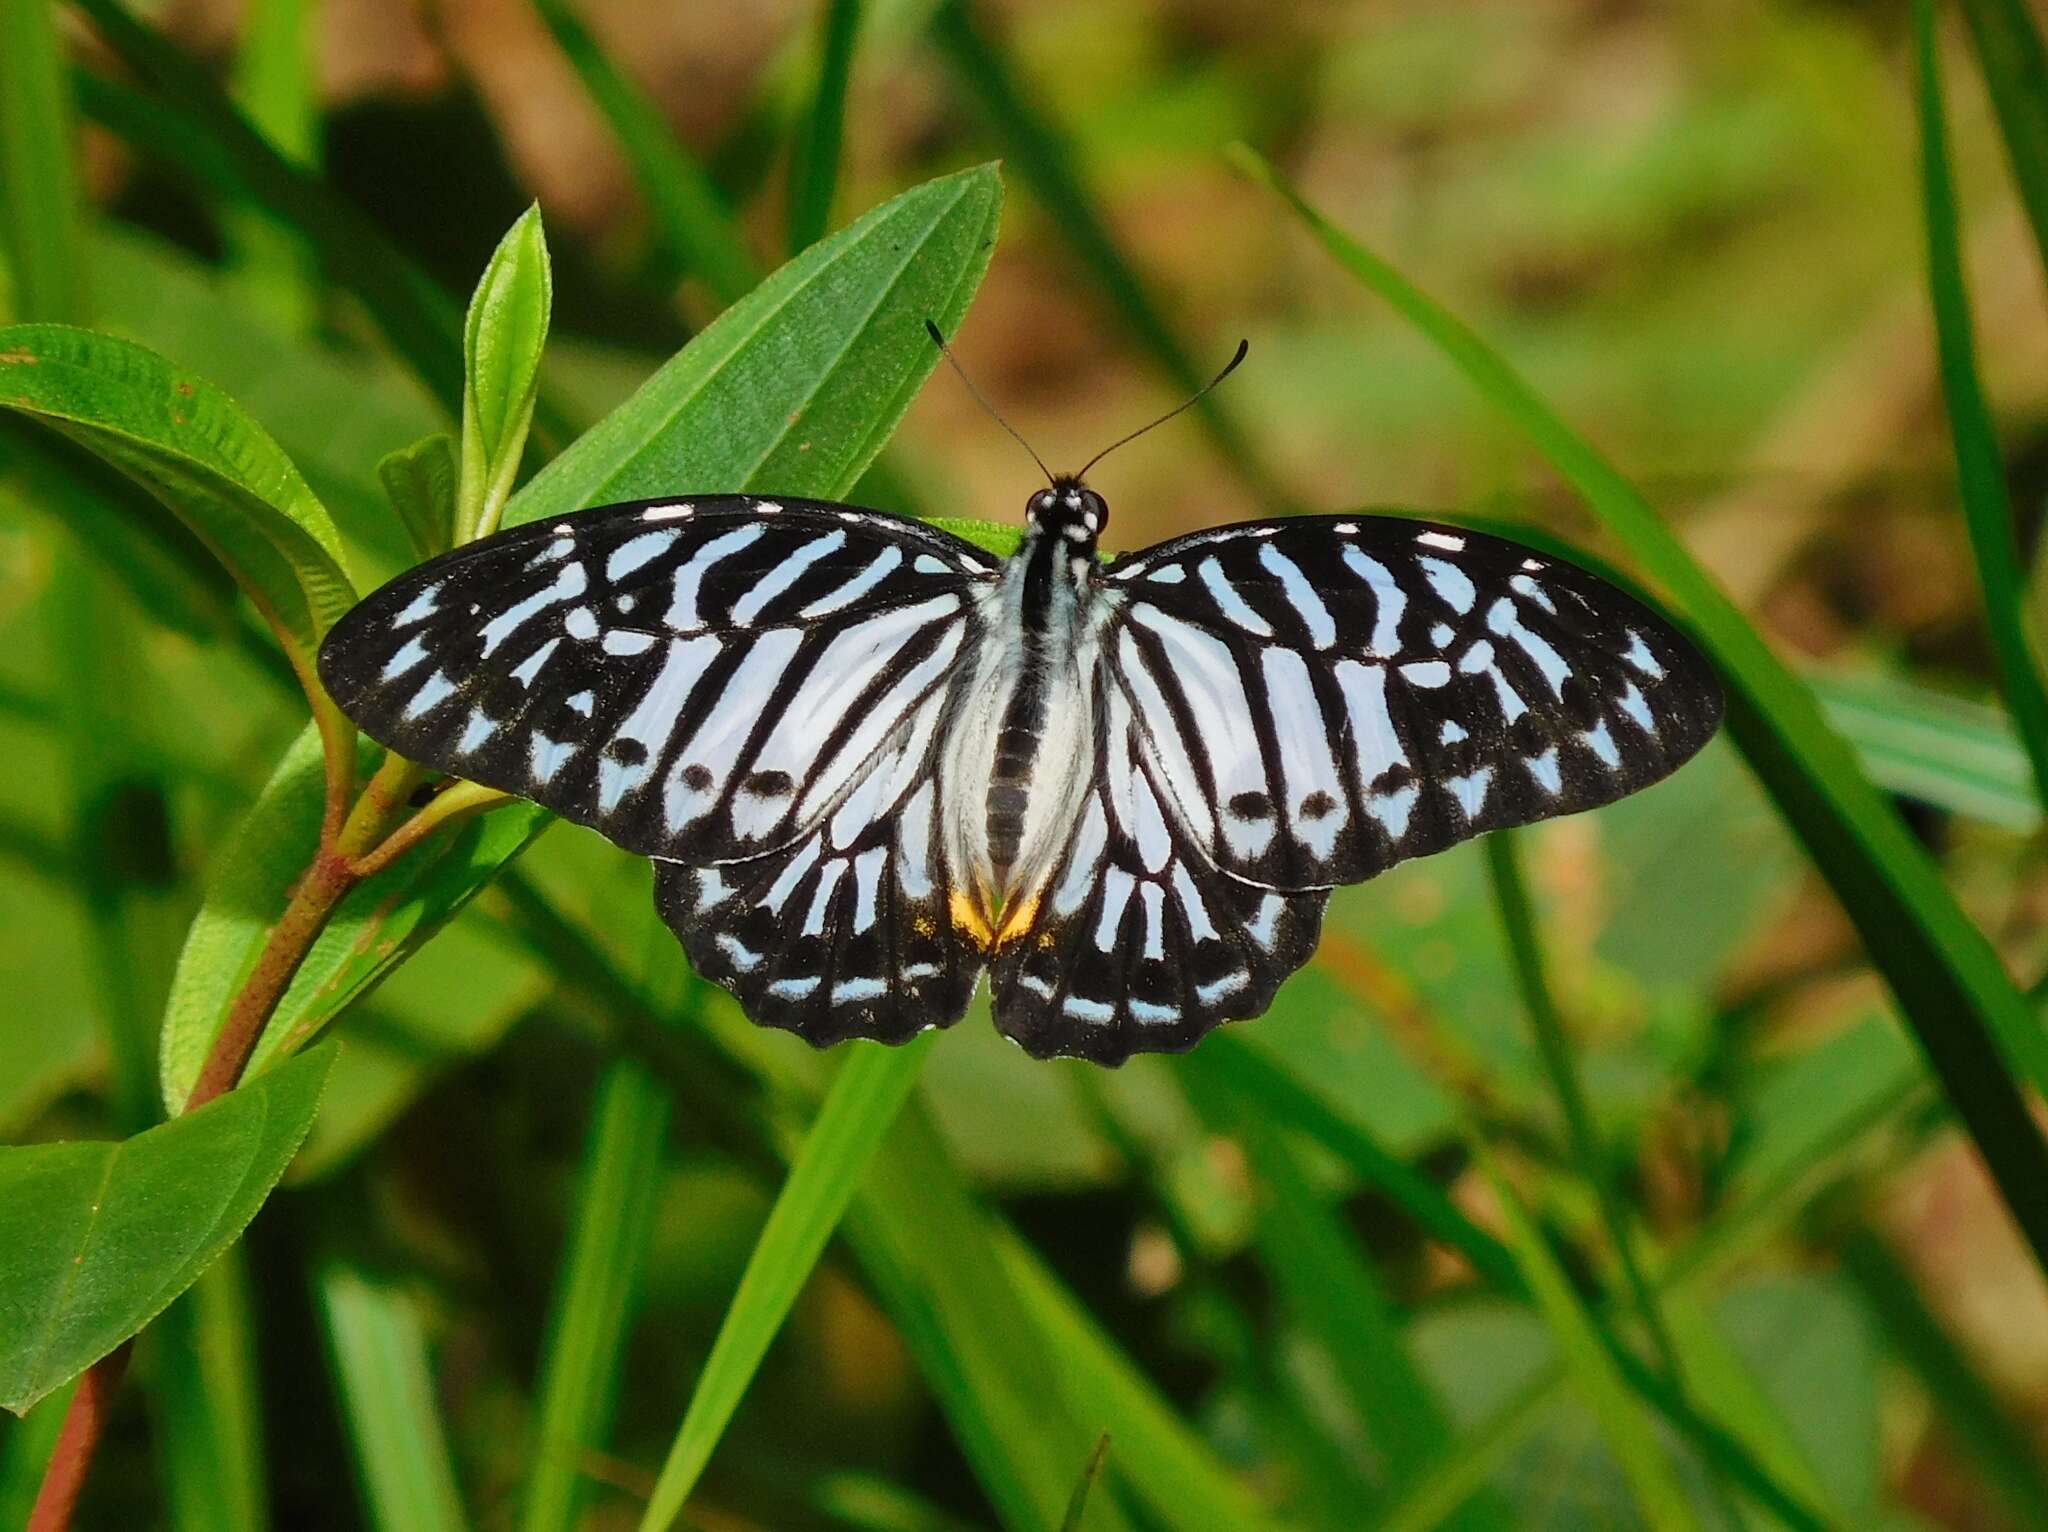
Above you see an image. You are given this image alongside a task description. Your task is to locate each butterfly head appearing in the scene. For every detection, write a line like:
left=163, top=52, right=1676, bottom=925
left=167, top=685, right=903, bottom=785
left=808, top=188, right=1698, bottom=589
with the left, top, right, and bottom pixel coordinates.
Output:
left=1028, top=477, right=1108, bottom=548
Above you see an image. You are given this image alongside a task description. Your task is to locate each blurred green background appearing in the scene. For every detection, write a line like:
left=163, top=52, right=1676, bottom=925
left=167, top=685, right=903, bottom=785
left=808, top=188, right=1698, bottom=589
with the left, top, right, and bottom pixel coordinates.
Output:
left=4, top=1, right=2048, bottom=1529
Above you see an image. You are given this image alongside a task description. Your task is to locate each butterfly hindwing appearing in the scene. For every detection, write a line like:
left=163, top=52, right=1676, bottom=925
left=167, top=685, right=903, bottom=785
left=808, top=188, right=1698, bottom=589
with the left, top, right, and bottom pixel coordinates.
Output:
left=989, top=671, right=1327, bottom=1062
left=653, top=678, right=986, bottom=1045
left=317, top=497, right=1000, bottom=864
left=1102, top=516, right=1722, bottom=891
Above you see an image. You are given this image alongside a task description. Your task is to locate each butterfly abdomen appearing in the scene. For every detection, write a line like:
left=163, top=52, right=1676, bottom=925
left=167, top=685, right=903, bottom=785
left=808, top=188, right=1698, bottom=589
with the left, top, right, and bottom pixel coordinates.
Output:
left=987, top=691, right=1045, bottom=885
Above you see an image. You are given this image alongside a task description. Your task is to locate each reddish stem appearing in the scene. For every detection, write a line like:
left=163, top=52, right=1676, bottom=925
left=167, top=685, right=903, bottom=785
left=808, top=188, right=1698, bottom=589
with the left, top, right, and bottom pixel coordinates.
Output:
left=26, top=1344, right=133, bottom=1532
left=185, top=850, right=357, bottom=1112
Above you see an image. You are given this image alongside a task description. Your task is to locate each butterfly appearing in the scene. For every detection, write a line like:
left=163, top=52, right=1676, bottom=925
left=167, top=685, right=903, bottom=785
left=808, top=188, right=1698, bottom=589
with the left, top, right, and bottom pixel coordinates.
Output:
left=316, top=462, right=1723, bottom=1064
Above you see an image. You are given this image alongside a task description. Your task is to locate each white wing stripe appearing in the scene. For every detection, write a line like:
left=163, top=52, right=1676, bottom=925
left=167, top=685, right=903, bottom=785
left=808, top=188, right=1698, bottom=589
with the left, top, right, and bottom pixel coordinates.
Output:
left=1257, top=543, right=1336, bottom=647
left=729, top=530, right=847, bottom=625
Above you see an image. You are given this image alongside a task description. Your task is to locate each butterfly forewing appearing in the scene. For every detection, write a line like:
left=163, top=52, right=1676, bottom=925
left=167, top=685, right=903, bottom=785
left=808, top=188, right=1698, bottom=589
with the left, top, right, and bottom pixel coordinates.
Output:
left=317, top=497, right=1000, bottom=866
left=1101, top=516, right=1723, bottom=894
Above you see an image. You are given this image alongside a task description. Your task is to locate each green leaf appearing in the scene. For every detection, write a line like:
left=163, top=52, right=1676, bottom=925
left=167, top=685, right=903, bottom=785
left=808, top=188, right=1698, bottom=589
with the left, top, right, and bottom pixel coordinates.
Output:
left=0, top=1043, right=334, bottom=1415
left=1232, top=143, right=2048, bottom=1281
left=787, top=0, right=864, bottom=255
left=1474, top=1147, right=1704, bottom=1532
left=0, top=325, right=356, bottom=682
left=160, top=166, right=1001, bottom=1107
left=508, top=164, right=1000, bottom=523
left=0, top=0, right=86, bottom=322
left=522, top=1061, right=669, bottom=1532
left=637, top=1037, right=933, bottom=1532
left=377, top=433, right=459, bottom=562
left=1956, top=0, right=2048, bottom=284
left=458, top=205, right=552, bottom=544
left=1812, top=671, right=2039, bottom=833
left=1915, top=2, right=2048, bottom=812
left=315, top=1259, right=471, bottom=1532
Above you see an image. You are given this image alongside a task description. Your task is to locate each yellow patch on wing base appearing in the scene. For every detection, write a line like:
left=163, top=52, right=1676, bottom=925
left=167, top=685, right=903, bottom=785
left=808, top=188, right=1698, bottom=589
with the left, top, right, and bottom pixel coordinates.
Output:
left=949, top=889, right=993, bottom=949
left=994, top=892, right=1041, bottom=948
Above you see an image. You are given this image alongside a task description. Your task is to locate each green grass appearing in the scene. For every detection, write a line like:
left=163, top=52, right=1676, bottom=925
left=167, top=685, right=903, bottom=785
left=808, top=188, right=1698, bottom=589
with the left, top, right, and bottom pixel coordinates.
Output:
left=4, top=2, right=2048, bottom=1529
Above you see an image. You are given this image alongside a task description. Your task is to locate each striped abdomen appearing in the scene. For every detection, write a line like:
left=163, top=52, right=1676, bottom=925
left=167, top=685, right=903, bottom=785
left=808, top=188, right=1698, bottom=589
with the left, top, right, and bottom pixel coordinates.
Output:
left=986, top=667, right=1046, bottom=889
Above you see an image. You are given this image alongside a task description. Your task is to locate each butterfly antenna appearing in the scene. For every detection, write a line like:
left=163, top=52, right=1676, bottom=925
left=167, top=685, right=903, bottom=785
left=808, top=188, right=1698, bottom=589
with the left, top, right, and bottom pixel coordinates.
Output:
left=924, top=320, right=1055, bottom=486
left=1077, top=339, right=1249, bottom=479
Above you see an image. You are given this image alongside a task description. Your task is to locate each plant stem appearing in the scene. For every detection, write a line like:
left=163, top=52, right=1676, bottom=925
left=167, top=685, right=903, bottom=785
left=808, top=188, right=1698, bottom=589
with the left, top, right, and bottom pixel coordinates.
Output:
left=25, top=1344, right=132, bottom=1532
left=349, top=780, right=509, bottom=880
left=185, top=848, right=357, bottom=1110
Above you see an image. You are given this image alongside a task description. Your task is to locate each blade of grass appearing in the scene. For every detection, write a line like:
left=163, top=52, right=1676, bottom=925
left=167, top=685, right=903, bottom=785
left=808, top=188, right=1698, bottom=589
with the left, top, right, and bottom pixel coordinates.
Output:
left=847, top=1104, right=1147, bottom=1532
left=787, top=0, right=863, bottom=256
left=1367, top=1371, right=1558, bottom=1532
left=1179, top=1053, right=1505, bottom=1526
left=1483, top=834, right=1682, bottom=1376
left=1058, top=1436, right=1110, bottom=1532
left=520, top=1060, right=670, bottom=1532
left=1916, top=1, right=2048, bottom=811
left=635, top=1035, right=936, bottom=1532
left=527, top=0, right=758, bottom=308
left=1955, top=0, right=2048, bottom=284
left=1233, top=143, right=2048, bottom=1284
left=148, top=1248, right=268, bottom=1532
left=1196, top=1034, right=1522, bottom=1290
left=1658, top=1294, right=1842, bottom=1530
left=0, top=0, right=84, bottom=322
left=1476, top=1147, right=1704, bottom=1532
left=227, top=0, right=317, bottom=333
left=988, top=1226, right=1297, bottom=1532
left=928, top=0, right=1297, bottom=514
left=1837, top=1224, right=2048, bottom=1528
left=315, top=1261, right=471, bottom=1532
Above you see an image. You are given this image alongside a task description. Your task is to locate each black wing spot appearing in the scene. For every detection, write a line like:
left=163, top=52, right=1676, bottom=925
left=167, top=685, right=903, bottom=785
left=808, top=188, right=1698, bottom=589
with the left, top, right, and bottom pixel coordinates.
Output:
left=1370, top=762, right=1415, bottom=795
left=607, top=738, right=648, bottom=765
left=743, top=769, right=794, bottom=797
left=681, top=763, right=714, bottom=791
left=1559, top=673, right=1602, bottom=728
left=1299, top=790, right=1337, bottom=821
left=1228, top=791, right=1273, bottom=819
left=1509, top=713, right=1554, bottom=753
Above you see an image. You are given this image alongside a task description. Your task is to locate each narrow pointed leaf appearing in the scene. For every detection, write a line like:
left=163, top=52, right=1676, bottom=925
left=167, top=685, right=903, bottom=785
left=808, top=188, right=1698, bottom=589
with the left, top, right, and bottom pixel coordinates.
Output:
left=637, top=1038, right=933, bottom=1532
left=459, top=205, right=552, bottom=543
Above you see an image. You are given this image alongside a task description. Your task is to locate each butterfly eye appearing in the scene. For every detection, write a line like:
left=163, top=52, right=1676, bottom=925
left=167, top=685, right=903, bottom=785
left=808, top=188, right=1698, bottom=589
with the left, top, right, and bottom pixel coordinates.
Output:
left=1083, top=490, right=1109, bottom=533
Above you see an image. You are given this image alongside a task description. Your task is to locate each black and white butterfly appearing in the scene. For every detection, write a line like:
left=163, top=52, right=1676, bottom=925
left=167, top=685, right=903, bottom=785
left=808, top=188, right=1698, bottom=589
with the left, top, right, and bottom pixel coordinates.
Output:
left=318, top=479, right=1721, bottom=1064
